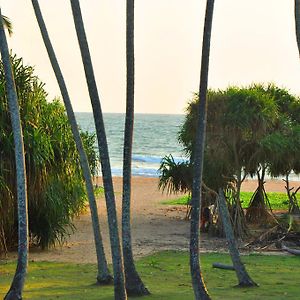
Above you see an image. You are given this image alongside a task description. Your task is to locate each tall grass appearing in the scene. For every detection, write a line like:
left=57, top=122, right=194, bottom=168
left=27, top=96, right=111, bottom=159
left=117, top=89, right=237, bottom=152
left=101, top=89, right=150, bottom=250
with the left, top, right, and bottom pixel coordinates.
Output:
left=0, top=55, right=97, bottom=251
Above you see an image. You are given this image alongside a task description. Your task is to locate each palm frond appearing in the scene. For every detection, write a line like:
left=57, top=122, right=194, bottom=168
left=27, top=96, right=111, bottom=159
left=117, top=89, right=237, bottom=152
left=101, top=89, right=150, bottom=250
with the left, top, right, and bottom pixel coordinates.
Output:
left=2, top=15, right=13, bottom=36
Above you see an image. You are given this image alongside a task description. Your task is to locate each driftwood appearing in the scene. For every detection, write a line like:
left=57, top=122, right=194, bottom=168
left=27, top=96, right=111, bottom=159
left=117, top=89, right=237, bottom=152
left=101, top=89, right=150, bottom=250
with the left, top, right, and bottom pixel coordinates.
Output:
left=212, top=263, right=235, bottom=270
left=282, top=244, right=300, bottom=256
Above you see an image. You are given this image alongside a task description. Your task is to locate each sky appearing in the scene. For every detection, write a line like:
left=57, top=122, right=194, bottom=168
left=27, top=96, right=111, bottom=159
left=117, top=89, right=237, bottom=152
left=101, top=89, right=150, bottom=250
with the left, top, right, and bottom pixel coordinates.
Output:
left=0, top=0, right=299, bottom=114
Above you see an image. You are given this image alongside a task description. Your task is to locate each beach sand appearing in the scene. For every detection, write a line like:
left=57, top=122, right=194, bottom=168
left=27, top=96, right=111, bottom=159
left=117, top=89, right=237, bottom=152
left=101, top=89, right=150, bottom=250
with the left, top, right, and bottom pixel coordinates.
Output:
left=11, top=177, right=299, bottom=263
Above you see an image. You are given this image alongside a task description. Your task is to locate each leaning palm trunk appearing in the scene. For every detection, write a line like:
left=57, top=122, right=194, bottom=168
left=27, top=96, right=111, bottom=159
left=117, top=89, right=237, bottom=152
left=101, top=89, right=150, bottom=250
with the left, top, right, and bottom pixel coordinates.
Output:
left=218, top=189, right=257, bottom=287
left=0, top=9, right=29, bottom=300
left=122, top=0, right=149, bottom=296
left=31, top=0, right=112, bottom=284
left=295, top=0, right=300, bottom=56
left=70, top=1, right=126, bottom=298
left=190, top=1, right=215, bottom=299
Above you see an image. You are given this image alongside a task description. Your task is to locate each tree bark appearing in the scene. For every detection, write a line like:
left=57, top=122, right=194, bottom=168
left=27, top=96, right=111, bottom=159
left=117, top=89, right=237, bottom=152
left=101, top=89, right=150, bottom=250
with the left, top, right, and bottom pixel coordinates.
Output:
left=122, top=0, right=149, bottom=296
left=295, top=0, right=300, bottom=56
left=218, top=189, right=257, bottom=287
left=0, top=9, right=29, bottom=300
left=31, top=0, right=112, bottom=284
left=190, top=1, right=214, bottom=299
left=233, top=169, right=248, bottom=238
left=70, top=1, right=126, bottom=299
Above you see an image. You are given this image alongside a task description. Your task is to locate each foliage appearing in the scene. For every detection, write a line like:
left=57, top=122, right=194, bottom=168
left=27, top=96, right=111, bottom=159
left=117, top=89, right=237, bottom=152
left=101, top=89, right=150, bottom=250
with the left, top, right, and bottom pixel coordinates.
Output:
left=254, top=84, right=300, bottom=178
left=1, top=15, right=13, bottom=36
left=171, top=84, right=300, bottom=232
left=0, top=55, right=97, bottom=251
left=158, top=155, right=192, bottom=194
left=1, top=251, right=300, bottom=299
left=178, top=86, right=279, bottom=189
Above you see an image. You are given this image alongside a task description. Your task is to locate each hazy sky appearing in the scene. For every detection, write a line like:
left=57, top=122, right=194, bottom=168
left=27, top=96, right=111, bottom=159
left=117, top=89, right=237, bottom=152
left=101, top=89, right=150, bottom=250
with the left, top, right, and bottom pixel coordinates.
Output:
left=0, top=0, right=299, bottom=114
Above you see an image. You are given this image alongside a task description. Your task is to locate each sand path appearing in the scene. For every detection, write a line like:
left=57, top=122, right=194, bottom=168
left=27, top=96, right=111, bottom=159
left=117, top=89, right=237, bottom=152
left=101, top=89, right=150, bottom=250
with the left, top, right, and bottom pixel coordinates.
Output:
left=9, top=177, right=299, bottom=263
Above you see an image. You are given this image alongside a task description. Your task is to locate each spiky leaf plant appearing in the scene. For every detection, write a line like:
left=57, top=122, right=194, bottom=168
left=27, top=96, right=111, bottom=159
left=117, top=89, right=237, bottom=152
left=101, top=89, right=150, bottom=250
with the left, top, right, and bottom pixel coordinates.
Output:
left=0, top=55, right=97, bottom=251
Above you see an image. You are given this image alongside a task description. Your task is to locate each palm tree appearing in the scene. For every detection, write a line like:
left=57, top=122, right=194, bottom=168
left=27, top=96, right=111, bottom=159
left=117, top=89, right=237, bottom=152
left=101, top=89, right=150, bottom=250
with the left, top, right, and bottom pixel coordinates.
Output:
left=70, top=1, right=126, bottom=298
left=31, top=0, right=112, bottom=284
left=295, top=0, right=300, bottom=56
left=122, top=0, right=149, bottom=295
left=0, top=9, right=28, bottom=300
left=190, top=0, right=215, bottom=299
left=2, top=15, right=12, bottom=36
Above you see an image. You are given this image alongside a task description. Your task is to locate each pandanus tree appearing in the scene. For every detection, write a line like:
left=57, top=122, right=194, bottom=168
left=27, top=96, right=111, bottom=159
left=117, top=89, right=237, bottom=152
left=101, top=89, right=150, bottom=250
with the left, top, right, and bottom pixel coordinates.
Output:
left=246, top=84, right=299, bottom=221
left=31, top=0, right=112, bottom=284
left=70, top=1, right=127, bottom=298
left=0, top=10, right=28, bottom=300
left=263, top=123, right=300, bottom=213
left=222, top=86, right=277, bottom=231
left=180, top=86, right=278, bottom=236
left=190, top=0, right=215, bottom=299
left=122, top=0, right=149, bottom=295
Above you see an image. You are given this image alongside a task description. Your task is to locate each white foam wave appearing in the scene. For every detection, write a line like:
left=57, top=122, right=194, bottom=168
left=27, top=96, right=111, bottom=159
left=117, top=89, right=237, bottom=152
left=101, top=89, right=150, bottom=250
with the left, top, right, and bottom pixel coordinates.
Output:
left=132, top=154, right=185, bottom=164
left=110, top=167, right=159, bottom=177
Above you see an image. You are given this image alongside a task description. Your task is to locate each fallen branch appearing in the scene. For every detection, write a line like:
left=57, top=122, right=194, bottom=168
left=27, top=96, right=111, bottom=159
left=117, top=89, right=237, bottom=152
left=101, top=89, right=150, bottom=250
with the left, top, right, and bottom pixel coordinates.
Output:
left=212, top=263, right=235, bottom=270
left=282, top=244, right=300, bottom=256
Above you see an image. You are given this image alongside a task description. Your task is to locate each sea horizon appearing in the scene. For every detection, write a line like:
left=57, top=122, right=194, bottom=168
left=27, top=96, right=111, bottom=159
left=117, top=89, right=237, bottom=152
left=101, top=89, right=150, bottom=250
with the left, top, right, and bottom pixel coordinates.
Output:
left=75, top=112, right=300, bottom=182
left=75, top=112, right=186, bottom=177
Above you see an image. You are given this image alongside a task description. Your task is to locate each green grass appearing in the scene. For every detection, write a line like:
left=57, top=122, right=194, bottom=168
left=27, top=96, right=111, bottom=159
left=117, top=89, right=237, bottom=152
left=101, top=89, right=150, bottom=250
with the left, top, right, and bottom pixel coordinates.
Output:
left=164, top=192, right=289, bottom=210
left=1, top=251, right=299, bottom=299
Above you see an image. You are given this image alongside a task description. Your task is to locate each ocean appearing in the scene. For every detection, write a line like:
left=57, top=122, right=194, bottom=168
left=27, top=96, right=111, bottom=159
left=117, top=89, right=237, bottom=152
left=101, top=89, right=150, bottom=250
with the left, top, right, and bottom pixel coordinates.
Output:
left=75, top=112, right=300, bottom=181
left=76, top=113, right=186, bottom=177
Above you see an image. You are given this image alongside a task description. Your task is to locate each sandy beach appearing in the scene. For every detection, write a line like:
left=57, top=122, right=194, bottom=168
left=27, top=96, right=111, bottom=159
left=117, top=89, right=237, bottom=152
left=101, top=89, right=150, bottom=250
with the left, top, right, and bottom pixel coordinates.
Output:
left=8, top=177, right=299, bottom=264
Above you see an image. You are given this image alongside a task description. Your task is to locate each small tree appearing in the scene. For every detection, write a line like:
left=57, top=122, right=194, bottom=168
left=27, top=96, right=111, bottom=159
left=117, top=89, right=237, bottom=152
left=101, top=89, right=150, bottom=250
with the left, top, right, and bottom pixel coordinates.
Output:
left=179, top=86, right=278, bottom=236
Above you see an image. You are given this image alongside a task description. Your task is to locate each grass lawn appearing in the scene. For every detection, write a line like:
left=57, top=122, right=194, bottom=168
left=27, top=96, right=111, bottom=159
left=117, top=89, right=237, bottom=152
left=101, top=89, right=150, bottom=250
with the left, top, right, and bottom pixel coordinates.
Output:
left=1, top=251, right=299, bottom=299
left=164, top=192, right=289, bottom=210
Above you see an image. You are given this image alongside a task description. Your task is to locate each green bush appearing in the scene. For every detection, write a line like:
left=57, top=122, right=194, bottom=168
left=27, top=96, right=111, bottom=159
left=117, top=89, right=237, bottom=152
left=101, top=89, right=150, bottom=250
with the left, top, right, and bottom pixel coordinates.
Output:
left=0, top=55, right=97, bottom=251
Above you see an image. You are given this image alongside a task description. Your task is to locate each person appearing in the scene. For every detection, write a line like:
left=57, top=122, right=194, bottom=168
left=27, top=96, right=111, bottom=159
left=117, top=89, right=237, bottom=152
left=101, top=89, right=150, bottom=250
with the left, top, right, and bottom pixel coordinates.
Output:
left=200, top=206, right=210, bottom=232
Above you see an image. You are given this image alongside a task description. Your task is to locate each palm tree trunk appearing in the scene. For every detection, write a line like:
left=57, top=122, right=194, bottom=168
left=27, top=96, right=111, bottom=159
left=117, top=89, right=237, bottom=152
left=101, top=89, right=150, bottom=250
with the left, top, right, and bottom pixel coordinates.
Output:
left=295, top=0, right=300, bottom=56
left=122, top=0, right=149, bottom=296
left=190, top=1, right=214, bottom=299
left=0, top=9, right=29, bottom=300
left=218, top=189, right=257, bottom=287
left=31, top=0, right=112, bottom=284
left=70, top=1, right=126, bottom=298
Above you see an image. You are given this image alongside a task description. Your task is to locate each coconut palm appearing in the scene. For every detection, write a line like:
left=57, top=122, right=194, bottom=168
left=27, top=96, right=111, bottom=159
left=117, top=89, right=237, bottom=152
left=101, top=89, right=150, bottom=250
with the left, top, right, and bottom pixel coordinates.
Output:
left=70, top=1, right=126, bottom=298
left=122, top=0, right=149, bottom=296
left=190, top=0, right=215, bottom=299
left=295, top=0, right=300, bottom=56
left=0, top=8, right=28, bottom=300
left=31, top=0, right=112, bottom=284
left=2, top=15, right=12, bottom=36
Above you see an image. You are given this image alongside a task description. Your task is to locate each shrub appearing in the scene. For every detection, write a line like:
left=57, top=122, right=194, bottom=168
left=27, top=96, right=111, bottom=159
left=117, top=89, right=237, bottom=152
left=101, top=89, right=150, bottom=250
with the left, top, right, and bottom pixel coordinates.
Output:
left=0, top=55, right=97, bottom=251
